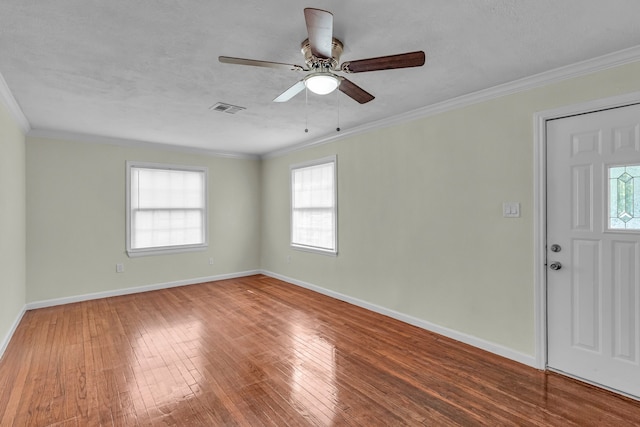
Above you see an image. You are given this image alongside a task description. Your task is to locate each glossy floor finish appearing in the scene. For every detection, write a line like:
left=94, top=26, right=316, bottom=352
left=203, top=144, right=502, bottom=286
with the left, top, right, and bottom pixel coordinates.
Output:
left=1, top=275, right=639, bottom=426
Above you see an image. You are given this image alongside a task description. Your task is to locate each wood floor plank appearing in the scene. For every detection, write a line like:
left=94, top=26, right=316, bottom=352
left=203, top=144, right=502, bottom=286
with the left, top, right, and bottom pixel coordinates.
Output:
left=2, top=274, right=640, bottom=426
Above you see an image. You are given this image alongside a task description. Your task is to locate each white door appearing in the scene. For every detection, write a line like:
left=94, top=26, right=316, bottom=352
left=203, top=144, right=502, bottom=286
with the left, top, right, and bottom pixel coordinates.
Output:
left=547, top=103, right=640, bottom=398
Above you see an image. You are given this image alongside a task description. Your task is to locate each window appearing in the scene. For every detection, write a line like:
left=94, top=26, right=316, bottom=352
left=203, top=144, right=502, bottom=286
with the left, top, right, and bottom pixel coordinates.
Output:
left=126, top=162, right=208, bottom=257
left=290, top=156, right=337, bottom=255
left=609, top=164, right=640, bottom=230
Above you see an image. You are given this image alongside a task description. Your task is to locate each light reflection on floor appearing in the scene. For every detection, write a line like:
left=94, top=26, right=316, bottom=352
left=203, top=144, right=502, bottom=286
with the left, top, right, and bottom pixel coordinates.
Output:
left=129, top=318, right=204, bottom=411
left=289, top=320, right=338, bottom=425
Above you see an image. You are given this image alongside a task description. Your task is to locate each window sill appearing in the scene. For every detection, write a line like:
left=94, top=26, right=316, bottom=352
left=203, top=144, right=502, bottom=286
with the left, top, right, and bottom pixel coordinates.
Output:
left=127, top=244, right=208, bottom=258
left=291, top=244, right=338, bottom=257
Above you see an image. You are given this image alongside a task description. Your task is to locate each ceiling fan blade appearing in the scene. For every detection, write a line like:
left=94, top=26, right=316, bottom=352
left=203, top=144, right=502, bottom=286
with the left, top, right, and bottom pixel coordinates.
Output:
left=304, top=8, right=333, bottom=59
left=219, top=56, right=306, bottom=71
left=339, top=78, right=375, bottom=104
left=273, top=81, right=306, bottom=102
left=341, top=51, right=426, bottom=73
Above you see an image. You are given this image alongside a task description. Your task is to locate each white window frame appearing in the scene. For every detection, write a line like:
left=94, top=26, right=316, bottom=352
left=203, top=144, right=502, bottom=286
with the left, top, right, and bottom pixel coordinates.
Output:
left=290, top=155, right=338, bottom=256
left=126, top=161, right=208, bottom=257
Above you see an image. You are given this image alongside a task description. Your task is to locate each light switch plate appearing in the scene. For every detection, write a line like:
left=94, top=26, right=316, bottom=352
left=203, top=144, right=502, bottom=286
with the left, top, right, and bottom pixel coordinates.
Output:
left=503, top=202, right=520, bottom=218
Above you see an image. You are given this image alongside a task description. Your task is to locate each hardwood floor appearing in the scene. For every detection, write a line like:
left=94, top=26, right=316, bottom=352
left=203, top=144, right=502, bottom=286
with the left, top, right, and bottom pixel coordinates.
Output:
left=1, top=275, right=639, bottom=426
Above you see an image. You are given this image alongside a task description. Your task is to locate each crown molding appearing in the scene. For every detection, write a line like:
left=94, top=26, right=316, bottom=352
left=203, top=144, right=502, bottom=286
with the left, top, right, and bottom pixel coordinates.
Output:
left=263, top=44, right=640, bottom=159
left=0, top=71, right=30, bottom=134
left=27, top=128, right=260, bottom=160
left=6, top=44, right=640, bottom=159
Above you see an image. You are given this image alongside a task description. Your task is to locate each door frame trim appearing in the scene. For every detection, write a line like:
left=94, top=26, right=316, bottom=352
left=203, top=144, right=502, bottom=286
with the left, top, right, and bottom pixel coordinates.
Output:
left=533, top=90, right=640, bottom=369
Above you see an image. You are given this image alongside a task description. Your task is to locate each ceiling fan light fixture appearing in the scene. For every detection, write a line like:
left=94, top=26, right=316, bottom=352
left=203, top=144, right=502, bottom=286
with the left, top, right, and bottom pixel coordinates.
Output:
left=304, top=72, right=340, bottom=95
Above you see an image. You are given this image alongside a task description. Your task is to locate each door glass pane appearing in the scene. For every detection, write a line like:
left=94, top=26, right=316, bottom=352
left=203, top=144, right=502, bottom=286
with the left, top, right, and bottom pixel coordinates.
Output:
left=609, top=165, right=640, bottom=230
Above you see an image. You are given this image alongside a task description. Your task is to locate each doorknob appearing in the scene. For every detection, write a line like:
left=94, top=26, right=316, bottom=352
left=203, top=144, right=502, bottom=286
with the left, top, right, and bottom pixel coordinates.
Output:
left=549, top=262, right=562, bottom=270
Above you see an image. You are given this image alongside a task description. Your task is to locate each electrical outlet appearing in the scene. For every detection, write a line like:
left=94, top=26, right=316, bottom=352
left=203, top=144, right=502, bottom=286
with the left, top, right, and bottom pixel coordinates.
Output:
left=209, top=257, right=214, bottom=265
left=116, top=263, right=124, bottom=273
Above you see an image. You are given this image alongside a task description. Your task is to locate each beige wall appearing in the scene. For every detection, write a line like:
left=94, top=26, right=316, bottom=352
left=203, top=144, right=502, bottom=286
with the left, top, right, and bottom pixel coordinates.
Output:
left=0, top=102, right=26, bottom=351
left=8, top=60, right=640, bottom=362
left=260, top=61, right=640, bottom=357
left=26, top=137, right=261, bottom=302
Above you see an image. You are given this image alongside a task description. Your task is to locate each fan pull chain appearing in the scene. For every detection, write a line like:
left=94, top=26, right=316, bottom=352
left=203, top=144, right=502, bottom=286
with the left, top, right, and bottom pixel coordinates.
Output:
left=304, top=86, right=309, bottom=133
left=336, top=87, right=341, bottom=132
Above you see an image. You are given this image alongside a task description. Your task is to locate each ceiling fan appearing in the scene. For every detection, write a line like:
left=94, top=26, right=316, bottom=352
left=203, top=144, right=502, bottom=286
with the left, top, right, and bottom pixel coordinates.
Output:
left=219, top=8, right=426, bottom=104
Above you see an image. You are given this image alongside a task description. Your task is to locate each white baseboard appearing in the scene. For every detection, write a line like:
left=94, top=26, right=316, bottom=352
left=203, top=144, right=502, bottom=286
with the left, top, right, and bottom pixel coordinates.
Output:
left=13, top=269, right=536, bottom=369
left=25, top=270, right=261, bottom=310
left=261, top=270, right=537, bottom=368
left=0, top=305, right=27, bottom=361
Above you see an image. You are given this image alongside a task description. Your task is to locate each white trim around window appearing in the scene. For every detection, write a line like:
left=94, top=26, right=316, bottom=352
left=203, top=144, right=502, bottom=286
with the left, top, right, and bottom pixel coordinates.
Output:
left=126, top=161, right=208, bottom=257
left=290, top=155, right=338, bottom=256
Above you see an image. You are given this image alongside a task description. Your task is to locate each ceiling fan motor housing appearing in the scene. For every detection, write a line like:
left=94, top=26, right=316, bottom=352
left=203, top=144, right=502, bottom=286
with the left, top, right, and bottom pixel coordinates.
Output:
left=301, top=37, right=343, bottom=71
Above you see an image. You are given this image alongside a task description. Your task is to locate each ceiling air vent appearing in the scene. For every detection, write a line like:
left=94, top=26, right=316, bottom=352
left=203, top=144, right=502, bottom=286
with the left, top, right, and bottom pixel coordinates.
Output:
left=209, top=102, right=246, bottom=114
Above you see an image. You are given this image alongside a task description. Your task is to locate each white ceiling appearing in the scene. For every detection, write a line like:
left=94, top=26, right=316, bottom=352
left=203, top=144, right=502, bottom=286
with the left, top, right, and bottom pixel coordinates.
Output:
left=1, top=1, right=640, bottom=156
